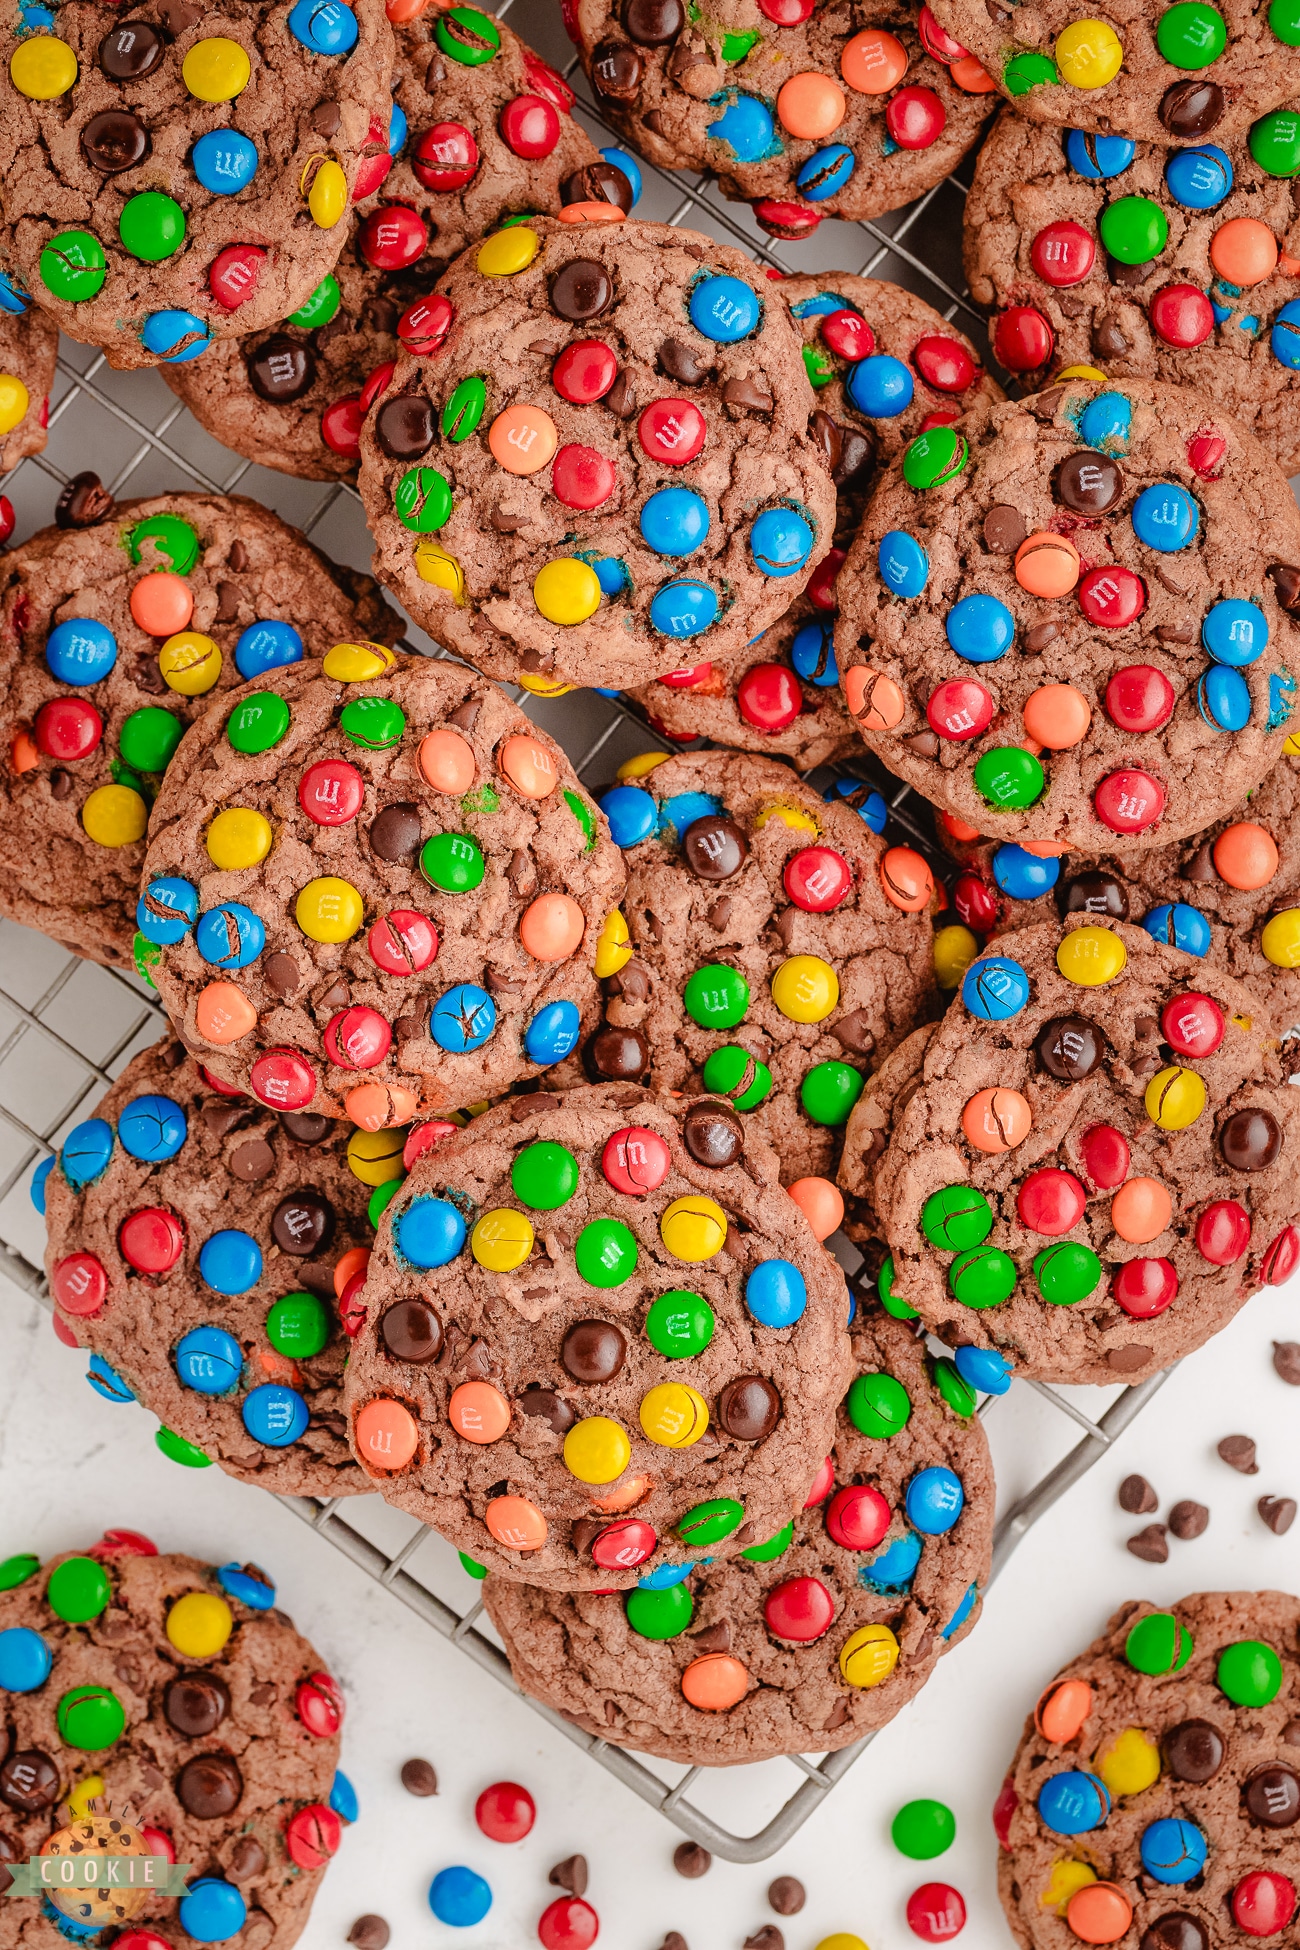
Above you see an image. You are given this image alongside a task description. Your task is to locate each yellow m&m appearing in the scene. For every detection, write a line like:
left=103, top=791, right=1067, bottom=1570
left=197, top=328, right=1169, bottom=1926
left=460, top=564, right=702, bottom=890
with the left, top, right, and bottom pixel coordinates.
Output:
left=563, top=1416, right=632, bottom=1484
left=838, top=1622, right=899, bottom=1688
left=1057, top=364, right=1108, bottom=381
left=303, top=155, right=347, bottom=228
left=296, top=876, right=364, bottom=943
left=1145, top=1064, right=1207, bottom=1131
left=595, top=907, right=631, bottom=978
left=159, top=630, right=222, bottom=696
left=471, top=1208, right=535, bottom=1272
left=934, top=923, right=979, bottom=990
left=323, top=640, right=395, bottom=683
left=1055, top=19, right=1123, bottom=87
left=67, top=1775, right=106, bottom=1821
left=534, top=557, right=601, bottom=626
left=81, top=785, right=147, bottom=848
left=165, top=1590, right=233, bottom=1658
left=753, top=802, right=818, bottom=835
left=11, top=36, right=77, bottom=98
left=639, top=1382, right=708, bottom=1448
left=346, top=1126, right=407, bottom=1187
left=772, top=953, right=838, bottom=1023
left=413, top=539, right=466, bottom=601
left=0, top=374, right=29, bottom=436
left=206, top=807, right=272, bottom=871
left=814, top=1938, right=870, bottom=1950
left=618, top=751, right=672, bottom=782
left=518, top=671, right=575, bottom=697
left=660, top=1195, right=727, bottom=1262
left=182, top=36, right=250, bottom=100
left=477, top=225, right=540, bottom=276
left=1040, top=1861, right=1097, bottom=1914
left=1094, top=1726, right=1160, bottom=1797
left=1262, top=907, right=1300, bottom=968
left=1056, top=925, right=1127, bottom=986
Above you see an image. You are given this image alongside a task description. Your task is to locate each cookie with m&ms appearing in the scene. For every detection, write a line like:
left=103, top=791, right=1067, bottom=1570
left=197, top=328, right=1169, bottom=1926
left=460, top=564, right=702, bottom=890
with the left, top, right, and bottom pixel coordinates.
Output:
left=571, top=0, right=998, bottom=235
left=997, top=1591, right=1300, bottom=1950
left=0, top=0, right=394, bottom=370
left=42, top=1036, right=379, bottom=1491
left=355, top=214, right=837, bottom=693
left=482, top=1303, right=993, bottom=1763
left=162, top=16, right=625, bottom=482
left=0, top=1541, right=346, bottom=1950
left=927, top=0, right=1300, bottom=144
left=0, top=491, right=399, bottom=971
left=342, top=1083, right=851, bottom=1590
left=586, top=750, right=939, bottom=1192
left=838, top=1021, right=937, bottom=1246
left=861, top=917, right=1300, bottom=1384
left=966, top=106, right=1300, bottom=476
left=140, top=655, right=623, bottom=1119
left=836, top=379, right=1300, bottom=852
left=0, top=296, right=56, bottom=472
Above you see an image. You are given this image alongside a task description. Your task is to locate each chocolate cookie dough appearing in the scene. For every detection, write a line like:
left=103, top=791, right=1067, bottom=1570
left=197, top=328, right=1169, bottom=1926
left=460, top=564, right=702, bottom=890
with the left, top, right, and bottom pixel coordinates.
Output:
left=997, top=1591, right=1300, bottom=1950
left=587, top=751, right=939, bottom=1190
left=0, top=1542, right=344, bottom=1950
left=927, top=0, right=1300, bottom=145
left=355, top=215, right=836, bottom=693
left=42, top=1037, right=377, bottom=1492
left=163, top=18, right=613, bottom=480
left=0, top=490, right=399, bottom=971
left=572, top=0, right=997, bottom=234
left=342, top=1084, right=851, bottom=1590
left=966, top=106, right=1300, bottom=475
left=141, top=654, right=623, bottom=1120
left=484, top=1304, right=993, bottom=1764
left=0, top=301, right=57, bottom=473
left=0, top=0, right=394, bottom=369
left=839, top=1021, right=937, bottom=1245
left=836, top=379, right=1300, bottom=852
left=861, top=917, right=1300, bottom=1384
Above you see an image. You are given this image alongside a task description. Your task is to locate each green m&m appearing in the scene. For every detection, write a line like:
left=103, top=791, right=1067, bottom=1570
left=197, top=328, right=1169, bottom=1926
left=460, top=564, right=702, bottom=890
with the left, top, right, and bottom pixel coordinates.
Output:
left=564, top=789, right=596, bottom=850
left=677, top=1497, right=744, bottom=1547
left=227, top=691, right=290, bottom=754
left=721, top=26, right=760, bottom=59
left=395, top=465, right=453, bottom=532
left=47, top=1556, right=110, bottom=1624
left=800, top=1059, right=864, bottom=1127
left=133, top=932, right=160, bottom=988
left=1250, top=109, right=1300, bottom=176
left=443, top=374, right=487, bottom=441
left=420, top=831, right=484, bottom=892
left=265, top=1291, right=330, bottom=1359
left=436, top=5, right=500, bottom=63
left=847, top=1370, right=911, bottom=1438
left=701, top=1044, right=772, bottom=1109
left=119, top=192, right=185, bottom=262
left=803, top=343, right=835, bottom=388
left=41, top=230, right=106, bottom=302
left=288, top=273, right=341, bottom=329
left=921, top=1185, right=993, bottom=1252
left=120, top=706, right=183, bottom=773
left=1033, top=1241, right=1102, bottom=1305
left=903, top=425, right=968, bottom=490
left=369, top=1177, right=403, bottom=1227
left=1156, top=1, right=1226, bottom=66
left=459, top=1551, right=488, bottom=1580
left=741, top=1521, right=793, bottom=1563
left=1002, top=50, right=1058, bottom=93
left=575, top=1216, right=638, bottom=1287
left=0, top=1553, right=40, bottom=1591
left=341, top=695, right=405, bottom=749
left=58, top=1684, right=125, bottom=1750
left=878, top=1254, right=919, bottom=1321
left=931, top=1358, right=977, bottom=1419
left=1125, top=1609, right=1193, bottom=1675
left=974, top=746, right=1045, bottom=809
left=948, top=1244, right=1016, bottom=1308
left=644, top=1289, right=714, bottom=1357
left=128, top=514, right=200, bottom=574
left=892, top=1797, right=956, bottom=1860
left=684, top=962, right=749, bottom=1028
left=511, top=1140, right=579, bottom=1210
left=626, top=1582, right=693, bottom=1640
left=1217, top=1638, right=1283, bottom=1706
left=157, top=1426, right=211, bottom=1467
left=1270, top=0, right=1300, bottom=42
left=1098, top=196, right=1169, bottom=265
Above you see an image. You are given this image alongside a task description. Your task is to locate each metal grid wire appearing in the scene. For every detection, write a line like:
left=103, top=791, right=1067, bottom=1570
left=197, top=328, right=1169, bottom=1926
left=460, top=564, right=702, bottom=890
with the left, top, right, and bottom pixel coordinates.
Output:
left=0, top=0, right=1173, bottom=1860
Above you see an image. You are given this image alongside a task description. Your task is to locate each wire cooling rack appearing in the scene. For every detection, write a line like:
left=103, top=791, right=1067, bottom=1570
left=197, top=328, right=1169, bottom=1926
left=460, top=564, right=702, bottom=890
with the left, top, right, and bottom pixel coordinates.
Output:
left=0, top=0, right=1177, bottom=1861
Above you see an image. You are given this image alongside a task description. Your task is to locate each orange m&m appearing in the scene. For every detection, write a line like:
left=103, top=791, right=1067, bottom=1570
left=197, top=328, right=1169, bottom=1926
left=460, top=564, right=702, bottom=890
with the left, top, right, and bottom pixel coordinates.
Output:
left=961, top=1087, right=1031, bottom=1152
left=1015, top=531, right=1080, bottom=597
left=448, top=1381, right=511, bottom=1443
left=520, top=891, right=585, bottom=960
left=333, top=1246, right=370, bottom=1297
left=418, top=727, right=476, bottom=793
left=592, top=1473, right=652, bottom=1513
left=354, top=1397, right=419, bottom=1471
left=195, top=980, right=257, bottom=1044
left=488, top=403, right=558, bottom=475
left=130, top=571, right=193, bottom=637
left=841, top=27, right=908, bottom=92
left=787, top=1176, right=844, bottom=1240
left=941, top=810, right=982, bottom=844
left=485, top=1494, right=547, bottom=1550
left=845, top=665, right=905, bottom=730
left=345, top=1082, right=418, bottom=1130
left=880, top=845, right=934, bottom=912
left=1213, top=821, right=1278, bottom=890
left=1035, top=1676, right=1093, bottom=1742
left=777, top=70, right=846, bottom=136
left=1066, top=1882, right=1133, bottom=1946
left=951, top=52, right=996, bottom=89
left=1023, top=684, right=1092, bottom=750
left=1209, top=217, right=1278, bottom=287
left=681, top=1654, right=751, bottom=1711
left=1111, top=1175, right=1172, bottom=1244
left=498, top=734, right=558, bottom=798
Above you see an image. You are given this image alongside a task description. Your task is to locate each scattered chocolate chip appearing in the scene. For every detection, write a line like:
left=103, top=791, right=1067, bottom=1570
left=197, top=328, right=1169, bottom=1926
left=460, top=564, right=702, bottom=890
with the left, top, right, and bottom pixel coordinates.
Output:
left=176, top=1754, right=243, bottom=1819
left=659, top=337, right=710, bottom=383
left=623, top=0, right=684, bottom=42
left=1218, top=1434, right=1259, bottom=1474
left=1260, top=1495, right=1297, bottom=1535
left=1118, top=1473, right=1157, bottom=1514
left=1108, top=255, right=1153, bottom=288
left=228, top=1835, right=267, bottom=1881
left=49, top=769, right=72, bottom=800
left=280, top=1111, right=330, bottom=1144
left=1154, top=565, right=1191, bottom=597
left=659, top=1936, right=688, bottom=1950
left=1091, top=314, right=1131, bottom=358
left=906, top=729, right=941, bottom=758
left=831, top=1008, right=876, bottom=1056
left=202, top=1101, right=246, bottom=1138
left=1273, top=1342, right=1300, bottom=1384
left=1266, top=562, right=1300, bottom=613
left=1126, top=1523, right=1168, bottom=1562
left=1155, top=623, right=1196, bottom=646
left=548, top=1856, right=588, bottom=1896
left=226, top=540, right=249, bottom=572
left=263, top=952, right=302, bottom=998
left=744, top=1929, right=784, bottom=1950
left=1285, top=1721, right=1300, bottom=1746
left=983, top=504, right=1026, bottom=553
left=229, top=1138, right=274, bottom=1183
left=688, top=1619, right=732, bottom=1654
left=1168, top=1500, right=1208, bottom=1540
left=723, top=374, right=774, bottom=412
left=682, top=1099, right=744, bottom=1167
left=347, top=1918, right=390, bottom=1950
left=834, top=424, right=875, bottom=488
left=213, top=581, right=242, bottom=624
left=707, top=896, right=732, bottom=931
left=605, top=368, right=636, bottom=417
left=400, top=1758, right=438, bottom=1796
left=1181, top=839, right=1217, bottom=884
left=1162, top=1719, right=1224, bottom=1783
left=448, top=697, right=481, bottom=733
left=164, top=1673, right=230, bottom=1738
left=518, top=1387, right=575, bottom=1433
left=768, top=1878, right=805, bottom=1916
left=673, top=1841, right=710, bottom=1878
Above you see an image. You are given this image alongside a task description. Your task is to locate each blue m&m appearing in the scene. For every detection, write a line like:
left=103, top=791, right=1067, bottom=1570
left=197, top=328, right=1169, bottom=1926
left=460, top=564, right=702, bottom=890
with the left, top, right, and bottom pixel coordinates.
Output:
left=790, top=616, right=837, bottom=685
left=524, top=998, right=581, bottom=1064
left=945, top=593, right=1015, bottom=663
left=846, top=355, right=914, bottom=418
left=196, top=902, right=266, bottom=968
left=650, top=579, right=719, bottom=637
left=1037, top=1771, right=1110, bottom=1835
left=30, top=1156, right=53, bottom=1215
left=396, top=1196, right=467, bottom=1268
left=46, top=618, right=118, bottom=685
left=879, top=530, right=929, bottom=598
left=330, top=1770, right=359, bottom=1823
left=286, top=0, right=358, bottom=52
left=430, top=1867, right=492, bottom=1928
left=942, top=1581, right=980, bottom=1639
left=117, top=1094, right=187, bottom=1162
left=636, top=1560, right=697, bottom=1589
left=1140, top=1818, right=1207, bottom=1884
left=0, top=1625, right=52, bottom=1692
left=601, top=146, right=641, bottom=204
left=660, top=790, right=721, bottom=835
left=1272, top=299, right=1300, bottom=367
left=1143, top=902, right=1212, bottom=955
left=745, top=1259, right=808, bottom=1327
left=1064, top=129, right=1134, bottom=177
left=993, top=844, right=1060, bottom=900
left=905, top=1466, right=964, bottom=1535
left=824, top=779, right=887, bottom=832
left=641, top=487, right=709, bottom=557
left=954, top=1344, right=1013, bottom=1394
left=688, top=274, right=760, bottom=342
left=234, top=619, right=304, bottom=680
left=192, top=129, right=258, bottom=194
left=61, top=1119, right=114, bottom=1189
left=87, top=1354, right=134, bottom=1403
left=388, top=100, right=408, bottom=155
left=179, top=1880, right=247, bottom=1945
left=217, top=1562, right=276, bottom=1608
left=1131, top=482, right=1199, bottom=551
left=243, top=1382, right=310, bottom=1446
left=1202, top=598, right=1267, bottom=664
left=141, top=310, right=209, bottom=361
left=861, top=1530, right=922, bottom=1591
left=750, top=506, right=815, bottom=578
left=137, top=876, right=199, bottom=945
left=430, top=983, right=496, bottom=1052
left=599, top=785, right=657, bottom=847
left=796, top=144, right=855, bottom=199
left=707, top=93, right=775, bottom=161
left=0, top=269, right=28, bottom=314
left=1077, top=392, right=1131, bottom=448
left=1164, top=143, right=1232, bottom=208
left=962, top=955, right=1030, bottom=1020
left=1197, top=662, right=1252, bottom=731
left=198, top=1229, right=263, bottom=1295
left=176, top=1325, right=243, bottom=1395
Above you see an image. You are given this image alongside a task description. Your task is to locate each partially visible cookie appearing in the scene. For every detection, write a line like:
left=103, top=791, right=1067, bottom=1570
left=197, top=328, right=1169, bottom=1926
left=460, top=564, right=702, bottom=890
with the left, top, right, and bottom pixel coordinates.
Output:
left=572, top=0, right=997, bottom=234
left=0, top=491, right=399, bottom=970
left=342, top=1083, right=851, bottom=1590
left=965, top=106, right=1300, bottom=476
left=141, top=655, right=623, bottom=1120
left=0, top=1542, right=344, bottom=1950
left=43, top=1036, right=377, bottom=1492
left=997, top=1591, right=1300, bottom=1950
left=356, top=215, right=836, bottom=693
left=864, top=918, right=1300, bottom=1384
left=0, top=301, right=57, bottom=472
left=162, top=19, right=612, bottom=480
left=587, top=751, right=939, bottom=1190
left=839, top=1021, right=937, bottom=1245
left=484, top=1303, right=993, bottom=1764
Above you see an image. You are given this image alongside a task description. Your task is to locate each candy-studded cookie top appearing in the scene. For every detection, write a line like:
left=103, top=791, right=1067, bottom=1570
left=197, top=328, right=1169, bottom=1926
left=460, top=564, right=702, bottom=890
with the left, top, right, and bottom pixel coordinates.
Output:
left=0, top=298, right=56, bottom=473
left=342, top=1084, right=851, bottom=1591
left=356, top=215, right=836, bottom=693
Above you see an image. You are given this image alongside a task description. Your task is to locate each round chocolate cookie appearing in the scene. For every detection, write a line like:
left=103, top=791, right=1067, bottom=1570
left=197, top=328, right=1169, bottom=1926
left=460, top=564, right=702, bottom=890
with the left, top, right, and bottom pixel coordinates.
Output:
left=141, top=654, right=623, bottom=1120
left=356, top=214, right=837, bottom=693
left=997, top=1591, right=1300, bottom=1950
left=861, top=917, right=1300, bottom=1384
left=926, top=0, right=1300, bottom=145
left=0, top=0, right=394, bottom=369
left=0, top=300, right=57, bottom=472
left=587, top=750, right=939, bottom=1191
left=0, top=491, right=399, bottom=971
left=342, top=1083, right=852, bottom=1590
left=572, top=0, right=998, bottom=235
left=965, top=106, right=1300, bottom=475
left=483, top=1304, right=993, bottom=1764
left=42, top=1036, right=379, bottom=1491
left=162, top=18, right=614, bottom=480
left=0, top=1542, right=344, bottom=1950
left=836, top=379, right=1300, bottom=853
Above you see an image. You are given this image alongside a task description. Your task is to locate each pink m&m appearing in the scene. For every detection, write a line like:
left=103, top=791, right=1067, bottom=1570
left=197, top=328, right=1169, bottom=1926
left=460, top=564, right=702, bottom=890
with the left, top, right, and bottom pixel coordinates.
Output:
left=299, top=758, right=364, bottom=825
left=601, top=1126, right=671, bottom=1195
left=784, top=845, right=852, bottom=912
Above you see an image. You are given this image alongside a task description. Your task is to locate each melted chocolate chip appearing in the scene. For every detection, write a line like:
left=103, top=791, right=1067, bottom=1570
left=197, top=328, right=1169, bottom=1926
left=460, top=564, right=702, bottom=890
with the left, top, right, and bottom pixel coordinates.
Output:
left=1267, top=562, right=1300, bottom=614
left=683, top=813, right=748, bottom=881
left=280, top=1111, right=330, bottom=1144
left=380, top=1300, right=442, bottom=1364
left=658, top=336, right=710, bottom=383
left=605, top=368, right=636, bottom=416
left=623, top=0, right=683, bottom=40
left=983, top=504, right=1026, bottom=553
left=0, top=1751, right=60, bottom=1814
left=164, top=1672, right=231, bottom=1738
left=562, top=160, right=633, bottom=212
left=810, top=409, right=842, bottom=473
left=550, top=258, right=613, bottom=322
left=682, top=1099, right=744, bottom=1167
left=834, top=424, right=875, bottom=488
left=246, top=336, right=315, bottom=403
left=49, top=770, right=72, bottom=800
left=832, top=1009, right=876, bottom=1056
left=1159, top=78, right=1225, bottom=137
left=1141, top=1918, right=1208, bottom=1950
left=228, top=1138, right=274, bottom=1183
left=376, top=395, right=434, bottom=460
left=271, top=1190, right=334, bottom=1256
left=1092, top=313, right=1131, bottom=357
left=1059, top=871, right=1130, bottom=922
left=369, top=801, right=422, bottom=861
left=99, top=18, right=163, bottom=77
left=724, top=373, right=774, bottom=412
left=1162, top=1719, right=1225, bottom=1783
left=1244, top=1765, right=1300, bottom=1826
left=229, top=1835, right=267, bottom=1881
left=1035, top=1014, right=1104, bottom=1080
left=81, top=108, right=150, bottom=172
left=1056, top=450, right=1124, bottom=513
left=1220, top=1107, right=1282, bottom=1171
left=587, top=1025, right=649, bottom=1081
left=55, top=471, right=113, bottom=529
left=561, top=1319, right=627, bottom=1384
left=177, top=1754, right=243, bottom=1819
left=1023, top=620, right=1059, bottom=653
left=518, top=1387, right=575, bottom=1432
left=717, top=1374, right=781, bottom=1440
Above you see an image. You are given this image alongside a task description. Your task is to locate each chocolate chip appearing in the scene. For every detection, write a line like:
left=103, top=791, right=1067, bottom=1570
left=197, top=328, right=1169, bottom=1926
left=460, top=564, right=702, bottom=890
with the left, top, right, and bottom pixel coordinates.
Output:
left=906, top=729, right=941, bottom=758
left=98, top=18, right=163, bottom=77
left=562, top=161, right=633, bottom=212
left=1023, top=620, right=1059, bottom=653
left=673, top=1841, right=711, bottom=1878
left=1056, top=450, right=1124, bottom=513
left=228, top=1138, right=274, bottom=1183
left=81, top=108, right=150, bottom=172
left=811, top=409, right=844, bottom=473
left=683, top=1100, right=744, bottom=1167
left=1159, top=77, right=1225, bottom=137
left=623, top=0, right=683, bottom=40
left=246, top=335, right=316, bottom=403
left=55, top=471, right=113, bottom=529
left=1218, top=1434, right=1259, bottom=1473
left=831, top=1009, right=876, bottom=1057
left=707, top=896, right=732, bottom=931
left=1178, top=839, right=1217, bottom=885
left=1274, top=1342, right=1300, bottom=1384
left=1244, top=1764, right=1300, bottom=1825
left=1162, top=1719, right=1224, bottom=1783
left=202, top=1101, right=246, bottom=1139
left=369, top=802, right=422, bottom=861
left=227, top=547, right=249, bottom=582
left=49, top=769, right=72, bottom=800
left=561, top=1319, right=627, bottom=1384
left=376, top=395, right=434, bottom=460
left=1221, top=1107, right=1283, bottom=1171
left=550, top=258, right=613, bottom=322
left=1035, top=1013, right=1104, bottom=1080
left=0, top=1750, right=60, bottom=1813
left=658, top=336, right=711, bottom=384
left=164, top=1673, right=230, bottom=1737
left=605, top=368, right=636, bottom=417
left=768, top=1878, right=805, bottom=1917
left=717, top=1375, right=781, bottom=1440
left=348, top=1919, right=390, bottom=1950
left=228, top=1835, right=267, bottom=1882
left=177, top=1754, right=243, bottom=1819
left=683, top=813, right=748, bottom=880
left=1026, top=386, right=1064, bottom=421
left=1126, top=1523, right=1168, bottom=1562
left=587, top=1025, right=649, bottom=1081
left=1092, top=314, right=1131, bottom=358
left=381, top=1300, right=442, bottom=1364
left=549, top=1857, right=588, bottom=1896
left=1140, top=1916, right=1208, bottom=1950
left=271, top=1190, right=333, bottom=1256
left=835, top=424, right=875, bottom=488
left=1109, top=255, right=1153, bottom=288
left=155, top=0, right=199, bottom=28
left=983, top=504, right=1026, bottom=553
left=518, top=1387, right=575, bottom=1433
left=1059, top=871, right=1130, bottom=922
left=214, top=581, right=242, bottom=624
left=744, top=1930, right=783, bottom=1950
left=1108, top=1344, right=1155, bottom=1376
left=400, top=1758, right=438, bottom=1797
left=724, top=374, right=774, bottom=412
left=1260, top=1495, right=1297, bottom=1535
left=1168, top=1500, right=1208, bottom=1540
left=659, top=1937, right=688, bottom=1950
left=1267, top=562, right=1300, bottom=613
left=1118, top=1473, right=1157, bottom=1514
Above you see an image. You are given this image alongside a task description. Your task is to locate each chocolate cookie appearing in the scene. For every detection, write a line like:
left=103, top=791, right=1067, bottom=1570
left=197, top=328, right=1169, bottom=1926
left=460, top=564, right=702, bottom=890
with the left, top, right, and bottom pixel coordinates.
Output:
left=836, top=379, right=1300, bottom=852
left=927, top=0, right=1300, bottom=145
left=997, top=1591, right=1300, bottom=1950
left=42, top=1037, right=377, bottom=1492
left=838, top=1021, right=937, bottom=1246
left=0, top=1542, right=344, bottom=1950
left=342, top=1083, right=851, bottom=1590
left=141, top=654, right=623, bottom=1120
left=162, top=18, right=614, bottom=480
left=483, top=1304, right=993, bottom=1764
left=965, top=107, right=1300, bottom=475
left=0, top=0, right=394, bottom=369
left=0, top=300, right=57, bottom=472
left=355, top=214, right=837, bottom=693
left=587, top=751, right=939, bottom=1191
left=572, top=0, right=997, bottom=235
left=0, top=491, right=399, bottom=971
left=859, top=917, right=1300, bottom=1384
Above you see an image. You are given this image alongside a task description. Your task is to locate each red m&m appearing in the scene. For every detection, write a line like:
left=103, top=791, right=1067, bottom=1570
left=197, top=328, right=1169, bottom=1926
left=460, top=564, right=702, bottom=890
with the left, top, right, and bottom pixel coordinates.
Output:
left=552, top=445, right=617, bottom=510
left=1160, top=991, right=1224, bottom=1059
left=35, top=696, right=103, bottom=761
left=119, top=1206, right=186, bottom=1273
left=369, top=910, right=438, bottom=976
left=1029, top=221, right=1095, bottom=286
left=53, top=1251, right=107, bottom=1315
left=737, top=662, right=801, bottom=731
left=398, top=293, right=454, bottom=355
left=299, top=759, right=365, bottom=826
left=920, top=4, right=968, bottom=57
left=1195, top=1199, right=1251, bottom=1265
left=1104, top=664, right=1174, bottom=733
left=953, top=873, right=998, bottom=932
left=358, top=205, right=428, bottom=272
left=1149, top=283, right=1214, bottom=349
left=993, top=307, right=1053, bottom=372
left=658, top=662, right=712, bottom=690
left=249, top=1047, right=317, bottom=1111
left=764, top=1574, right=835, bottom=1642
left=784, top=845, right=852, bottom=912
left=499, top=94, right=560, bottom=159
left=591, top=1518, right=656, bottom=1568
left=638, top=398, right=706, bottom=465
left=1232, top=1871, right=1297, bottom=1937
left=285, top=1804, right=341, bottom=1871
left=352, top=116, right=394, bottom=200
left=886, top=85, right=946, bottom=148
left=321, top=396, right=363, bottom=459
left=927, top=678, right=993, bottom=742
left=324, top=1007, right=391, bottom=1071
left=1017, top=1168, right=1086, bottom=1236
left=360, top=361, right=396, bottom=413
left=1079, top=1124, right=1129, bottom=1189
left=1095, top=768, right=1165, bottom=835
left=601, top=1126, right=671, bottom=1195
left=210, top=244, right=265, bottom=310
left=821, top=308, right=875, bottom=361
left=1078, top=565, right=1146, bottom=629
left=1263, top=1225, right=1300, bottom=1284
left=476, top=1780, right=536, bottom=1843
left=806, top=546, right=844, bottom=610
left=1112, top=1257, right=1178, bottom=1317
left=912, top=335, right=977, bottom=392
left=553, top=340, right=618, bottom=404
left=538, top=1897, right=599, bottom=1950
left=825, top=1483, right=890, bottom=1549
left=296, top=1671, right=344, bottom=1735
left=907, top=1883, right=966, bottom=1943
left=804, top=1454, right=835, bottom=1505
